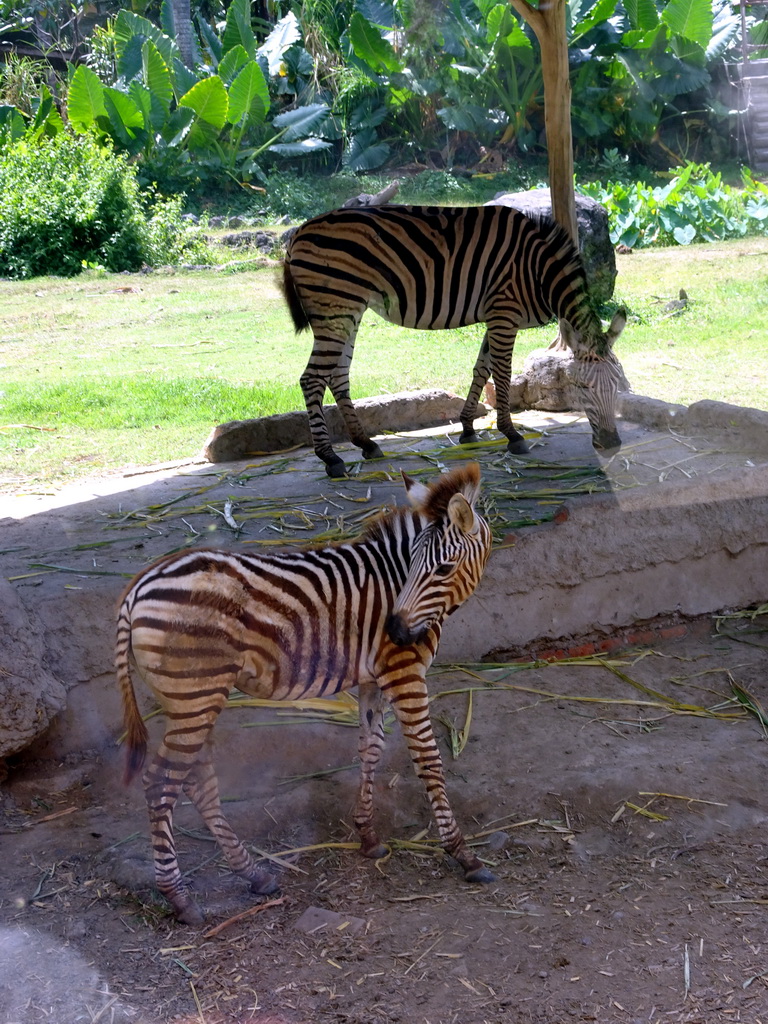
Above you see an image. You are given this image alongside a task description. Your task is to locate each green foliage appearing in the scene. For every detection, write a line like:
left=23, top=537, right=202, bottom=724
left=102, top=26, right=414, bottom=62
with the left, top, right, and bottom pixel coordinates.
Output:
left=0, top=131, right=211, bottom=279
left=579, top=163, right=768, bottom=247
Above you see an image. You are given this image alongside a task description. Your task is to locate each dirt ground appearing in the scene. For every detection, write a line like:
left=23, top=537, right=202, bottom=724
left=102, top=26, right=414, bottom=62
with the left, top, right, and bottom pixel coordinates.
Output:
left=3, top=415, right=768, bottom=1024
left=3, top=611, right=768, bottom=1024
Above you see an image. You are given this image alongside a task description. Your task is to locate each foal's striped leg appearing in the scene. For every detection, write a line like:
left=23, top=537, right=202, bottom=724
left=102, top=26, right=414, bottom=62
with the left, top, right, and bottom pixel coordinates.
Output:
left=378, top=644, right=495, bottom=884
left=141, top=690, right=230, bottom=924
left=354, top=681, right=389, bottom=859
left=181, top=738, right=278, bottom=897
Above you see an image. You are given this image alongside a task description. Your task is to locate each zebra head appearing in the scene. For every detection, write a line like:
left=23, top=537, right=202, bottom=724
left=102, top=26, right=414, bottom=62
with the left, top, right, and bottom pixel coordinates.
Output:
left=386, top=464, right=492, bottom=647
left=560, top=308, right=627, bottom=452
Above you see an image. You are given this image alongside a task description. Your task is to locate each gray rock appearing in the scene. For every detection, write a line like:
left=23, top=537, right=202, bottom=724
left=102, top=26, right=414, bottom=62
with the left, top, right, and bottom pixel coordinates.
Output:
left=487, top=189, right=616, bottom=304
left=0, top=579, right=67, bottom=758
left=501, top=347, right=629, bottom=414
left=220, top=230, right=280, bottom=254
left=203, top=388, right=487, bottom=462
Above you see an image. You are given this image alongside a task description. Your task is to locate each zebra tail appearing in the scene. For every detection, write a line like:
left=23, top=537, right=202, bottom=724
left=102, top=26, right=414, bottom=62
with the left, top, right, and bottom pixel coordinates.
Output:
left=281, top=260, right=311, bottom=333
left=115, top=606, right=148, bottom=787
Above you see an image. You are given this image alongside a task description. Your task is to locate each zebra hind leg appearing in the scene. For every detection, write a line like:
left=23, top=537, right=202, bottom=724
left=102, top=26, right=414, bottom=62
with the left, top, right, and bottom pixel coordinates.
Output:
left=182, top=739, right=279, bottom=898
left=488, top=328, right=529, bottom=455
left=353, top=682, right=389, bottom=860
left=142, top=744, right=208, bottom=925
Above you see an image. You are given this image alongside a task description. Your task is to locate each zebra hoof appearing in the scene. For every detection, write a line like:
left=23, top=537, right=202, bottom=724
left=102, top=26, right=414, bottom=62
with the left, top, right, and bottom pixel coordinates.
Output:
left=362, top=443, right=384, bottom=460
left=248, top=871, right=280, bottom=896
left=174, top=899, right=206, bottom=926
left=459, top=431, right=481, bottom=445
left=359, top=840, right=389, bottom=861
left=506, top=438, right=529, bottom=455
left=464, top=864, right=496, bottom=885
left=325, top=458, right=348, bottom=479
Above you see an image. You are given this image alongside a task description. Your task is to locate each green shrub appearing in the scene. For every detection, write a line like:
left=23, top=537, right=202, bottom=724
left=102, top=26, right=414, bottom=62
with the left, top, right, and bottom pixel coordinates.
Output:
left=580, top=164, right=768, bottom=249
left=0, top=131, right=212, bottom=279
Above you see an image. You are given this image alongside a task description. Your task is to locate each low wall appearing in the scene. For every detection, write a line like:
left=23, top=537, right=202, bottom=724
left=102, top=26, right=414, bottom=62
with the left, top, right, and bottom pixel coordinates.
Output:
left=440, top=463, right=768, bottom=661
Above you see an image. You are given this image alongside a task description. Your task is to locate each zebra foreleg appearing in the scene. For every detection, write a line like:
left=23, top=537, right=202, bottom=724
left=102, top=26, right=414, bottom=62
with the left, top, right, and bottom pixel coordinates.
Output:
left=353, top=681, right=389, bottom=860
left=459, top=332, right=492, bottom=445
left=381, top=662, right=495, bottom=885
left=182, top=740, right=279, bottom=898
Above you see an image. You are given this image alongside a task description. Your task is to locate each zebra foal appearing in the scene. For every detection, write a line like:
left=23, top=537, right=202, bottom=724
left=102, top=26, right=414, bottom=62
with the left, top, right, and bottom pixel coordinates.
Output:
left=116, top=463, right=493, bottom=924
left=282, top=204, right=627, bottom=477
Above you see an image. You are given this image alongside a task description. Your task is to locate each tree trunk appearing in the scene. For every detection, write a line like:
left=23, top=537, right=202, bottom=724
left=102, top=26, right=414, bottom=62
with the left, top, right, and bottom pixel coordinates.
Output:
left=509, top=0, right=578, bottom=246
left=171, top=0, right=196, bottom=70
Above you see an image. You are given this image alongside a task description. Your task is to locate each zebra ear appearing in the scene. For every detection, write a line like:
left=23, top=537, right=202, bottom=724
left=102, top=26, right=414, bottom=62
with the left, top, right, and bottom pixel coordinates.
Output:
left=558, top=318, right=577, bottom=352
left=606, top=308, right=626, bottom=345
left=402, top=470, right=431, bottom=509
left=447, top=492, right=479, bottom=535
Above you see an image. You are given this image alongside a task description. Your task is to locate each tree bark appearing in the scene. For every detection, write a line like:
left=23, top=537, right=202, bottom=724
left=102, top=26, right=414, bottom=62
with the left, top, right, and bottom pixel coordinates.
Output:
left=171, top=0, right=196, bottom=70
left=509, top=0, right=578, bottom=246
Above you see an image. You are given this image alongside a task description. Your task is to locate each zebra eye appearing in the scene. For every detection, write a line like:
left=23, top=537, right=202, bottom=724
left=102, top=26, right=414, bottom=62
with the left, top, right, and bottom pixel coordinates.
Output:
left=434, top=562, right=455, bottom=577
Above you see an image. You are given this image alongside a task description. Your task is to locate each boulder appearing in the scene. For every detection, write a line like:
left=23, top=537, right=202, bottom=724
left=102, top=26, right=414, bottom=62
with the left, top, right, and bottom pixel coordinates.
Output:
left=488, top=348, right=630, bottom=414
left=0, top=579, right=67, bottom=759
left=204, top=388, right=487, bottom=462
left=486, top=189, right=616, bottom=304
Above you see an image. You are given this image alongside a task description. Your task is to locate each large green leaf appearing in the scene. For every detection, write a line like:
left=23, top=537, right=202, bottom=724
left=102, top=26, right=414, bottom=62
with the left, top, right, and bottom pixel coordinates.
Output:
left=30, top=85, right=64, bottom=139
left=161, top=105, right=195, bottom=146
left=179, top=75, right=228, bottom=149
left=257, top=12, right=302, bottom=76
left=172, top=57, right=199, bottom=100
left=349, top=12, right=402, bottom=74
left=662, top=0, right=713, bottom=49
left=114, top=10, right=178, bottom=76
left=197, top=15, right=223, bottom=64
left=624, top=0, right=659, bottom=32
left=219, top=44, right=251, bottom=86
left=222, top=0, right=256, bottom=58
left=0, top=105, right=27, bottom=142
left=570, top=0, right=620, bottom=42
left=227, top=61, right=269, bottom=127
left=67, top=65, right=106, bottom=132
left=142, top=40, right=172, bottom=114
left=270, top=138, right=334, bottom=156
left=271, top=103, right=329, bottom=141
left=100, top=87, right=148, bottom=155
left=129, top=78, right=168, bottom=133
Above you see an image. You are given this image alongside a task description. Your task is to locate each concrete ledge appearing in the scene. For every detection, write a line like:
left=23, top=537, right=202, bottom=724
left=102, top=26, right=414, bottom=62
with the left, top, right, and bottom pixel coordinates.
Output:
left=203, top=389, right=487, bottom=462
left=440, top=463, right=768, bottom=661
left=618, top=393, right=768, bottom=450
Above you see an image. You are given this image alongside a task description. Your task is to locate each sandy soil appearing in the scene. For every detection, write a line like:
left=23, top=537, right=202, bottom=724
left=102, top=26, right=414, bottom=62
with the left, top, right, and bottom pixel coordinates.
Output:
left=3, top=611, right=768, bottom=1024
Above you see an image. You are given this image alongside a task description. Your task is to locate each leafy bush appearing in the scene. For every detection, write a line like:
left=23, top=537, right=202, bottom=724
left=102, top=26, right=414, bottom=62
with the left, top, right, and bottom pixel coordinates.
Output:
left=580, top=164, right=768, bottom=248
left=0, top=131, right=211, bottom=279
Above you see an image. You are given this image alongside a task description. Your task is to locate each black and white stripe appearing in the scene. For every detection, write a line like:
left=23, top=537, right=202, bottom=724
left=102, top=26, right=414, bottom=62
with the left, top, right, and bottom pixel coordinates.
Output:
left=116, top=463, right=493, bottom=924
left=282, top=204, right=626, bottom=477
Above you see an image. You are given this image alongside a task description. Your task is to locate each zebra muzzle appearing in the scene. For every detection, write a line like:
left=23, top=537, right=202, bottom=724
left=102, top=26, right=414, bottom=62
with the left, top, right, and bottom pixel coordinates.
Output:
left=592, top=426, right=621, bottom=452
left=386, top=613, right=427, bottom=647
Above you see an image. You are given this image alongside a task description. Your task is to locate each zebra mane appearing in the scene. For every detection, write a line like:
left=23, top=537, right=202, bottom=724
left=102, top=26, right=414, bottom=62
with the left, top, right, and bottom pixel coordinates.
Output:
left=522, top=211, right=602, bottom=331
left=360, top=463, right=481, bottom=543
left=418, top=463, right=481, bottom=522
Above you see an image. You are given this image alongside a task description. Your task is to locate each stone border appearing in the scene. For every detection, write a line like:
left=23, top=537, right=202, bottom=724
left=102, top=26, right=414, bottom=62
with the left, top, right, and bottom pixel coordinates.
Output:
left=202, top=389, right=489, bottom=462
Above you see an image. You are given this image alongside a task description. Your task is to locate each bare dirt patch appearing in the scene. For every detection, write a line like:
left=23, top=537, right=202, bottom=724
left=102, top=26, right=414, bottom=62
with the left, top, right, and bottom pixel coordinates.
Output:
left=3, top=613, right=768, bottom=1024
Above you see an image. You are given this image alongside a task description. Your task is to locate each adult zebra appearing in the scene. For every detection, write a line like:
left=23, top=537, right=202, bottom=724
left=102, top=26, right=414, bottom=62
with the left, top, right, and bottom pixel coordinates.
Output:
left=282, top=204, right=627, bottom=477
left=117, top=463, right=493, bottom=925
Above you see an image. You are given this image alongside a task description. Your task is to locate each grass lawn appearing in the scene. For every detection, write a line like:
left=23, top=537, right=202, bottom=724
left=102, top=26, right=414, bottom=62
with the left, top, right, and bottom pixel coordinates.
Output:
left=1, top=235, right=767, bottom=492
